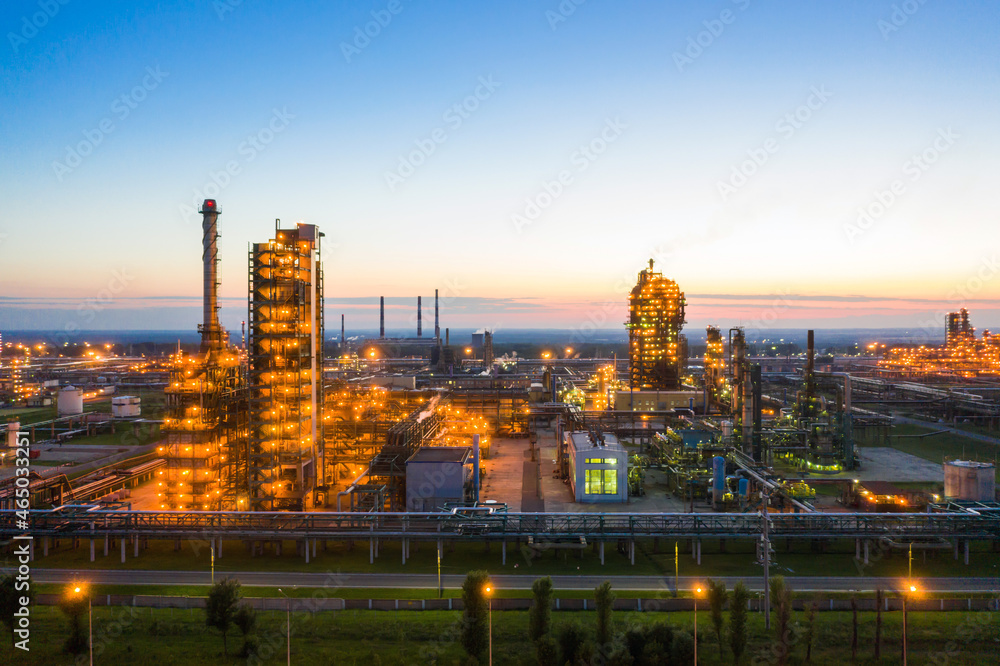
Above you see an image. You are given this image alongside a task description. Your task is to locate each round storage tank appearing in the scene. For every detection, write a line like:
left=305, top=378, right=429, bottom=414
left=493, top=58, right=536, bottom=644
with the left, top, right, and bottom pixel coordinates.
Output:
left=721, top=421, right=733, bottom=438
left=58, top=386, right=84, bottom=416
left=943, top=460, right=995, bottom=502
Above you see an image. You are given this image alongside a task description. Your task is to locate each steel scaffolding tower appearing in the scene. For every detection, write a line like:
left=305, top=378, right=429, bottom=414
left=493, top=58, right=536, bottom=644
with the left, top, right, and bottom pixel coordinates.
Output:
left=248, top=222, right=324, bottom=511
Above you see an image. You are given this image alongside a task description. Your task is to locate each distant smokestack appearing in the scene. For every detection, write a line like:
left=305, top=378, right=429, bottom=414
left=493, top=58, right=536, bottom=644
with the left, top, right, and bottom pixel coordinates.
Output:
left=807, top=329, right=815, bottom=376
left=434, top=289, right=440, bottom=340
left=417, top=296, right=422, bottom=337
left=446, top=328, right=450, bottom=346
left=341, top=314, right=345, bottom=345
left=380, top=297, right=385, bottom=338
left=200, top=199, right=222, bottom=351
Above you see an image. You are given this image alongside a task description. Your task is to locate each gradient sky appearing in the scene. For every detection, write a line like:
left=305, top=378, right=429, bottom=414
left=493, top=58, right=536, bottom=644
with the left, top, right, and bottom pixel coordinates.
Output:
left=1, top=1, right=999, bottom=335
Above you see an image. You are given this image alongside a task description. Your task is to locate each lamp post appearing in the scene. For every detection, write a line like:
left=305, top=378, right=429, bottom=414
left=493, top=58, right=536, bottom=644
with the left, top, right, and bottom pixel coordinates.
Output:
left=71, top=585, right=93, bottom=666
left=277, top=588, right=291, bottom=666
left=902, top=583, right=918, bottom=666
left=485, top=584, right=493, bottom=666
left=694, top=586, right=703, bottom=665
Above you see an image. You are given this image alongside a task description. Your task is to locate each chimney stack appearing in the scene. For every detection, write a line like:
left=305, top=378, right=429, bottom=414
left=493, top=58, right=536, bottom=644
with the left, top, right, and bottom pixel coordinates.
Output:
left=341, top=314, right=345, bottom=345
left=380, top=297, right=385, bottom=338
left=200, top=199, right=222, bottom=351
left=434, top=289, right=440, bottom=340
left=417, top=296, right=422, bottom=337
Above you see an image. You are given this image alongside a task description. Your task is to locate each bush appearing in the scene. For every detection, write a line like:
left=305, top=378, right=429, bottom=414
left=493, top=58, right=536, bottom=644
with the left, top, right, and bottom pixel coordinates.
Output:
left=640, top=641, right=667, bottom=666
left=624, top=626, right=648, bottom=662
left=558, top=622, right=586, bottom=664
left=671, top=630, right=695, bottom=664
left=535, top=633, right=559, bottom=665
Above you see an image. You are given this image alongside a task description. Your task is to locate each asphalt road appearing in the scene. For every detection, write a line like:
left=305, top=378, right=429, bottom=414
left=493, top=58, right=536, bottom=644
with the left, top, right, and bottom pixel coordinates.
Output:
left=18, top=569, right=1000, bottom=594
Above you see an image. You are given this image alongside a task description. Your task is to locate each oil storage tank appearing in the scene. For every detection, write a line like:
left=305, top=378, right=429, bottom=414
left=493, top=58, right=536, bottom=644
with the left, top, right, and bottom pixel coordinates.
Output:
left=943, top=460, right=995, bottom=501
left=58, top=386, right=84, bottom=416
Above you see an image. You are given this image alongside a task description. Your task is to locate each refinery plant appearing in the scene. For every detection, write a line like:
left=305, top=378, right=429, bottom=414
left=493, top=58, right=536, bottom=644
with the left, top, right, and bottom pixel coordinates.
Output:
left=1, top=201, right=998, bottom=577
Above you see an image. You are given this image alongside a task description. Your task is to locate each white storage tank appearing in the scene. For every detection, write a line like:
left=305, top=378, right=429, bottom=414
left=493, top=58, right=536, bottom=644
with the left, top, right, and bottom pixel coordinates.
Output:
left=944, top=460, right=996, bottom=502
left=111, top=395, right=141, bottom=418
left=5, top=422, right=20, bottom=449
left=58, top=386, right=84, bottom=415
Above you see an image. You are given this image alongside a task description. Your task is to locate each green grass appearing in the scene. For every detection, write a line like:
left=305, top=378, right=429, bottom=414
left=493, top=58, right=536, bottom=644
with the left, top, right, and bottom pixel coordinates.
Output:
left=8, top=605, right=998, bottom=665
left=874, top=423, right=1000, bottom=481
left=24, top=536, right=1000, bottom=580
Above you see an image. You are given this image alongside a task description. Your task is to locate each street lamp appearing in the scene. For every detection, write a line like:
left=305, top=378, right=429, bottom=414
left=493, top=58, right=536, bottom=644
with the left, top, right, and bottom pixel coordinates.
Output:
left=277, top=588, right=292, bottom=666
left=484, top=584, right=493, bottom=666
left=693, top=585, right=703, bottom=665
left=902, top=583, right=919, bottom=666
left=70, top=584, right=93, bottom=666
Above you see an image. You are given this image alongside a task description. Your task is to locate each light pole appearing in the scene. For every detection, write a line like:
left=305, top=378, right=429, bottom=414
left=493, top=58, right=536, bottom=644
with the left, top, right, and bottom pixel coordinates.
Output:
left=485, top=584, right=493, bottom=666
left=277, top=588, right=291, bottom=666
left=902, top=583, right=918, bottom=666
left=694, top=585, right=703, bottom=665
left=72, top=585, right=93, bottom=666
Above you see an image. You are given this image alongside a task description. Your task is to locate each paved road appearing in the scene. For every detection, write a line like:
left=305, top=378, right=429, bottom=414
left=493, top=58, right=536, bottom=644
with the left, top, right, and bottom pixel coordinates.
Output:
left=17, top=568, right=1000, bottom=594
left=894, top=416, right=1000, bottom=447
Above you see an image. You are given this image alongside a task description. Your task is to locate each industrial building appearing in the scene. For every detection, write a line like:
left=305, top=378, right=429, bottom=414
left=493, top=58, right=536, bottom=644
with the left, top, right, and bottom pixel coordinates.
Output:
left=161, top=200, right=247, bottom=511
left=626, top=259, right=687, bottom=390
left=248, top=221, right=325, bottom=511
left=404, top=446, right=473, bottom=511
left=564, top=431, right=629, bottom=503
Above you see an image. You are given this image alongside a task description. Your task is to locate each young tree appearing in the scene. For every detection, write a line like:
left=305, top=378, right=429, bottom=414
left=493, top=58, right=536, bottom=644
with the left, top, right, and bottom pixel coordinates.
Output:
left=595, top=581, right=616, bottom=645
left=671, top=630, right=696, bottom=664
left=804, top=599, right=818, bottom=662
left=460, top=570, right=491, bottom=661
left=205, top=577, right=242, bottom=657
left=234, top=602, right=258, bottom=658
left=875, top=588, right=884, bottom=661
left=850, top=595, right=859, bottom=661
left=729, top=582, right=750, bottom=664
left=769, top=575, right=793, bottom=664
left=0, top=574, right=32, bottom=650
left=707, top=578, right=728, bottom=657
left=58, top=589, right=89, bottom=655
left=529, top=576, right=553, bottom=642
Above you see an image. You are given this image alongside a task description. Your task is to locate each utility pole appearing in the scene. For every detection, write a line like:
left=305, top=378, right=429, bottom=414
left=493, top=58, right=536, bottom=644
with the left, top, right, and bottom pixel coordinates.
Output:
left=761, top=489, right=771, bottom=630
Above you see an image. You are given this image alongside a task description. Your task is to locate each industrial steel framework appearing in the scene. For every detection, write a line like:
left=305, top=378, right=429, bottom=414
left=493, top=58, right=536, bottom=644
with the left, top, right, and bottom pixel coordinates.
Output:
left=161, top=200, right=248, bottom=511
left=627, top=259, right=687, bottom=390
left=248, top=222, right=325, bottom=511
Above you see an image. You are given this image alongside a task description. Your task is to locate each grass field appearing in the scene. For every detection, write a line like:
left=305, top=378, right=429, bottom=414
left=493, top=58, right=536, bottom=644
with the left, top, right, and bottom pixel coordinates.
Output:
left=7, top=604, right=998, bottom=665
left=877, top=423, right=1000, bottom=481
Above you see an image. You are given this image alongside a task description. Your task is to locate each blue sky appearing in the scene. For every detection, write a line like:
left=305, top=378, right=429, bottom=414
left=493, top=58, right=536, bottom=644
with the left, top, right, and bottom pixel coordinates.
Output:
left=1, top=0, right=998, bottom=334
